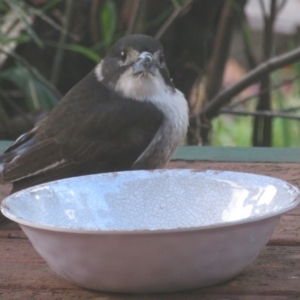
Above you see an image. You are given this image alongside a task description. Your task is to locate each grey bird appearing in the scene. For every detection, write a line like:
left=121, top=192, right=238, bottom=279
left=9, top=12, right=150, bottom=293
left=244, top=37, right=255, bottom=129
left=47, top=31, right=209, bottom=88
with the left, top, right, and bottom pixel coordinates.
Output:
left=0, top=34, right=189, bottom=194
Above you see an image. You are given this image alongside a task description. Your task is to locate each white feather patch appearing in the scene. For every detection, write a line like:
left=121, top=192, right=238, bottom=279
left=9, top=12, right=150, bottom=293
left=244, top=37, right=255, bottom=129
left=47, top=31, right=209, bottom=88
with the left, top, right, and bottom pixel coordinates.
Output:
left=94, top=60, right=189, bottom=168
left=133, top=86, right=189, bottom=168
left=95, top=61, right=103, bottom=81
left=115, top=69, right=189, bottom=168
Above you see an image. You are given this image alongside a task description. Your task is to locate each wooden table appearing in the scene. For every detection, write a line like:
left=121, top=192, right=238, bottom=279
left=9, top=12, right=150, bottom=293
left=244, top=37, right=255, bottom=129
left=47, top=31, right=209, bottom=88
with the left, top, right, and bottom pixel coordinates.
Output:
left=1, top=145, right=300, bottom=300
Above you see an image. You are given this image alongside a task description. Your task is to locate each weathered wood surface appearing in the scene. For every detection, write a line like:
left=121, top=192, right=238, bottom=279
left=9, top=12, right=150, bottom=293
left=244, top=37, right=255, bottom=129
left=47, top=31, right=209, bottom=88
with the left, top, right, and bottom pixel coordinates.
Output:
left=0, top=160, right=300, bottom=299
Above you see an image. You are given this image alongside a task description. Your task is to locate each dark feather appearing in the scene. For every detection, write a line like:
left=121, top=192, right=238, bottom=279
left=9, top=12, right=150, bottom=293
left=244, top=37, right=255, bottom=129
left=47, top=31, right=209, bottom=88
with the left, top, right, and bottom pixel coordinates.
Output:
left=0, top=70, right=163, bottom=192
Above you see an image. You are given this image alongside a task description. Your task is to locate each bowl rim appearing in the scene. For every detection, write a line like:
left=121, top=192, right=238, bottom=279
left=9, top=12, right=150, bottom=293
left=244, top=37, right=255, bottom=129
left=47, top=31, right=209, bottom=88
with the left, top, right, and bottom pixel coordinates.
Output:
left=1, top=169, right=300, bottom=234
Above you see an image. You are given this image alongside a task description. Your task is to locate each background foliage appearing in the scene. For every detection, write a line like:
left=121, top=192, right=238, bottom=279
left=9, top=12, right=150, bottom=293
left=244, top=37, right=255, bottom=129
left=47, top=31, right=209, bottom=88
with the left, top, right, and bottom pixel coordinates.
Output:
left=0, top=0, right=299, bottom=147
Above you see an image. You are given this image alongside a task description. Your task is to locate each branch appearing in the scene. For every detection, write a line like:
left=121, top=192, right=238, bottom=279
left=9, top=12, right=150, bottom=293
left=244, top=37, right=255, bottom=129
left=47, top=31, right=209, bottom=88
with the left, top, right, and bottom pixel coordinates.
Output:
left=206, top=1, right=233, bottom=100
left=0, top=87, right=33, bottom=127
left=276, top=0, right=287, bottom=14
left=227, top=73, right=300, bottom=109
left=220, top=108, right=300, bottom=121
left=0, top=100, right=16, bottom=136
left=252, top=0, right=277, bottom=146
left=25, top=0, right=79, bottom=41
left=282, top=105, right=300, bottom=113
left=200, top=0, right=238, bottom=145
left=90, top=0, right=101, bottom=43
left=200, top=46, right=300, bottom=119
left=171, top=0, right=181, bottom=10
left=0, top=50, right=62, bottom=100
left=124, top=0, right=148, bottom=35
left=50, top=0, right=74, bottom=85
left=258, top=0, right=267, bottom=22
left=125, top=0, right=141, bottom=35
left=239, top=11, right=257, bottom=69
left=154, top=0, right=193, bottom=39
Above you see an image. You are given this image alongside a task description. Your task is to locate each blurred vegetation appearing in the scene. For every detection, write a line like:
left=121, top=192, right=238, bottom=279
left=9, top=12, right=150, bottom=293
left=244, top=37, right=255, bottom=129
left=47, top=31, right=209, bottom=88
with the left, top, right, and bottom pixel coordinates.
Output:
left=0, top=0, right=299, bottom=148
left=212, top=63, right=300, bottom=147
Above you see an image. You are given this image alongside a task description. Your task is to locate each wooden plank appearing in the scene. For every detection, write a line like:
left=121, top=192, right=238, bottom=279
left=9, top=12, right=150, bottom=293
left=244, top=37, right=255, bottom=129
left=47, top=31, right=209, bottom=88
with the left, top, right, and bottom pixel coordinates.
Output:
left=0, top=292, right=298, bottom=300
left=2, top=140, right=300, bottom=163
left=2, top=161, right=300, bottom=199
left=0, top=237, right=300, bottom=298
left=0, top=161, right=300, bottom=298
left=0, top=230, right=25, bottom=239
left=2, top=160, right=300, bottom=237
left=168, top=160, right=300, bottom=188
left=174, top=146, right=300, bottom=163
left=270, top=214, right=300, bottom=246
left=199, top=246, right=300, bottom=297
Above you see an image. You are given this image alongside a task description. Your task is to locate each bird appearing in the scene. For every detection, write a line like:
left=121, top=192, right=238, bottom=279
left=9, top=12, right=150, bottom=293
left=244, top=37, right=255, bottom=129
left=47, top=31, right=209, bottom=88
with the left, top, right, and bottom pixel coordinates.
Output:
left=0, top=34, right=189, bottom=194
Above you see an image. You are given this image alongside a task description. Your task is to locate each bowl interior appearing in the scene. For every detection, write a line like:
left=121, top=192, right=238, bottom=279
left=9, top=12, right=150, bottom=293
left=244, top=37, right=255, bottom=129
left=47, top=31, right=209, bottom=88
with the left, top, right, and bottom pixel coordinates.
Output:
left=1, top=170, right=299, bottom=231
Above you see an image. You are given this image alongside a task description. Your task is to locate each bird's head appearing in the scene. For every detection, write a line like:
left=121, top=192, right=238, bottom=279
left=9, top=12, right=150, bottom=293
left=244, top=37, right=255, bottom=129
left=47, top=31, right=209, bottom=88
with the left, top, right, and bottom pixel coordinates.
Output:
left=95, top=34, right=174, bottom=100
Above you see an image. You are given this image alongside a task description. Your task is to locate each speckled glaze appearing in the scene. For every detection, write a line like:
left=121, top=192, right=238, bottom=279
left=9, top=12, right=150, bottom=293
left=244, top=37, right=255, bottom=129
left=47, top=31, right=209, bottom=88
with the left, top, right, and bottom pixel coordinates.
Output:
left=1, top=169, right=300, bottom=293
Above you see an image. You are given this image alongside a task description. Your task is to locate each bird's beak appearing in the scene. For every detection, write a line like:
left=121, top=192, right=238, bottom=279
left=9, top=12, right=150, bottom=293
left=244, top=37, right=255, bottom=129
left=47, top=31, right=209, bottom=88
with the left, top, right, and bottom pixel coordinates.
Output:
left=133, top=52, right=156, bottom=76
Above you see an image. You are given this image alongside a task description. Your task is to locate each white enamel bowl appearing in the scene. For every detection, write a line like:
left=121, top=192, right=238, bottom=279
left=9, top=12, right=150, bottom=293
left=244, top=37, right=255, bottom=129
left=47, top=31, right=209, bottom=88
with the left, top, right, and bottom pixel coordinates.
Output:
left=1, top=169, right=299, bottom=293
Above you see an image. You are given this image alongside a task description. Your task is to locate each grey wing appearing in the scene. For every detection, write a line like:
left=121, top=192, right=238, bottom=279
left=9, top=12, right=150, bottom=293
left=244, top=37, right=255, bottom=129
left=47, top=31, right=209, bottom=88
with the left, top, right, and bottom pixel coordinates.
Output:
left=0, top=100, right=163, bottom=192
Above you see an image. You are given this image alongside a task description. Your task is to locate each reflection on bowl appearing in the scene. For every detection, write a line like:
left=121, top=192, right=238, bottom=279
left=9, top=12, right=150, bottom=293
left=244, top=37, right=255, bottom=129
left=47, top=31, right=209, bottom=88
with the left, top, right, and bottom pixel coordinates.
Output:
left=1, top=169, right=299, bottom=293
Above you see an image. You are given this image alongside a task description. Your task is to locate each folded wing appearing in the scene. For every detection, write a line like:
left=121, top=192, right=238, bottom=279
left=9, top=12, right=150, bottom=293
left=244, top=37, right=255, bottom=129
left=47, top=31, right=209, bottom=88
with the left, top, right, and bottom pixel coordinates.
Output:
left=0, top=71, right=163, bottom=192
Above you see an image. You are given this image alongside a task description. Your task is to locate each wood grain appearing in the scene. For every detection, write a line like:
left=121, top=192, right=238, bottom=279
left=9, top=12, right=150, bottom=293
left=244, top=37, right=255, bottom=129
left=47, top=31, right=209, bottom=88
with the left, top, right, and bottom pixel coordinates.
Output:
left=0, top=160, right=300, bottom=298
left=0, top=238, right=300, bottom=298
left=168, top=160, right=300, bottom=187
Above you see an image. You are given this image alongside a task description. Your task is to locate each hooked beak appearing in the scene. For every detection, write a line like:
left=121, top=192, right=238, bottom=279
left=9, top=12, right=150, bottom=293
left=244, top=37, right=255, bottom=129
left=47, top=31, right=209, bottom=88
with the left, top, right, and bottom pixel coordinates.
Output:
left=133, top=52, right=157, bottom=76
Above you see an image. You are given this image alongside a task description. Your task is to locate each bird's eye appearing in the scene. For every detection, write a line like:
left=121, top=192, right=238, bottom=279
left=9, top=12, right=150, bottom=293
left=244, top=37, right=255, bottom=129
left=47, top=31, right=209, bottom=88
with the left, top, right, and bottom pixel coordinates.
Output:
left=159, top=53, right=165, bottom=65
left=120, top=50, right=127, bottom=62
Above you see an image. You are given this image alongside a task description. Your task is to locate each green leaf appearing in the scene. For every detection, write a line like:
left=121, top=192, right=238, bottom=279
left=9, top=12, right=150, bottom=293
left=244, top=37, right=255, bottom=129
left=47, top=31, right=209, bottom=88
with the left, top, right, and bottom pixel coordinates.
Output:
left=0, top=64, right=59, bottom=110
left=44, top=41, right=101, bottom=62
left=100, top=0, right=117, bottom=50
left=4, top=0, right=44, bottom=48
left=212, top=115, right=252, bottom=147
left=177, top=0, right=186, bottom=5
left=241, top=20, right=253, bottom=46
left=64, top=44, right=101, bottom=62
left=20, top=14, right=43, bottom=48
left=40, top=0, right=63, bottom=13
left=272, top=72, right=291, bottom=147
left=144, top=7, right=172, bottom=29
left=1, top=34, right=31, bottom=45
left=293, top=62, right=300, bottom=95
left=0, top=2, right=9, bottom=12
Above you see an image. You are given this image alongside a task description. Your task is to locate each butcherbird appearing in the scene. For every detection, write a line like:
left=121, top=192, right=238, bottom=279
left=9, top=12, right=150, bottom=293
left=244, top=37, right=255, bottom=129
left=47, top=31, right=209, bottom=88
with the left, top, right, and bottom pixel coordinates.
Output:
left=0, top=34, right=189, bottom=194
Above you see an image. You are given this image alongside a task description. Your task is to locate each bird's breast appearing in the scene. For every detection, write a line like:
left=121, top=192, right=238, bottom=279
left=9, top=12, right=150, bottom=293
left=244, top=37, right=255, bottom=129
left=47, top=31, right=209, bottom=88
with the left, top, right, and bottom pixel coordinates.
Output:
left=133, top=88, right=189, bottom=169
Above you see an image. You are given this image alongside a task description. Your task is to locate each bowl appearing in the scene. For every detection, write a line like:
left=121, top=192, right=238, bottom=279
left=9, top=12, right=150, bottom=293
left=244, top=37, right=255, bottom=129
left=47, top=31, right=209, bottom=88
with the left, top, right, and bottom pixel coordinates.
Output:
left=1, top=169, right=299, bottom=293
